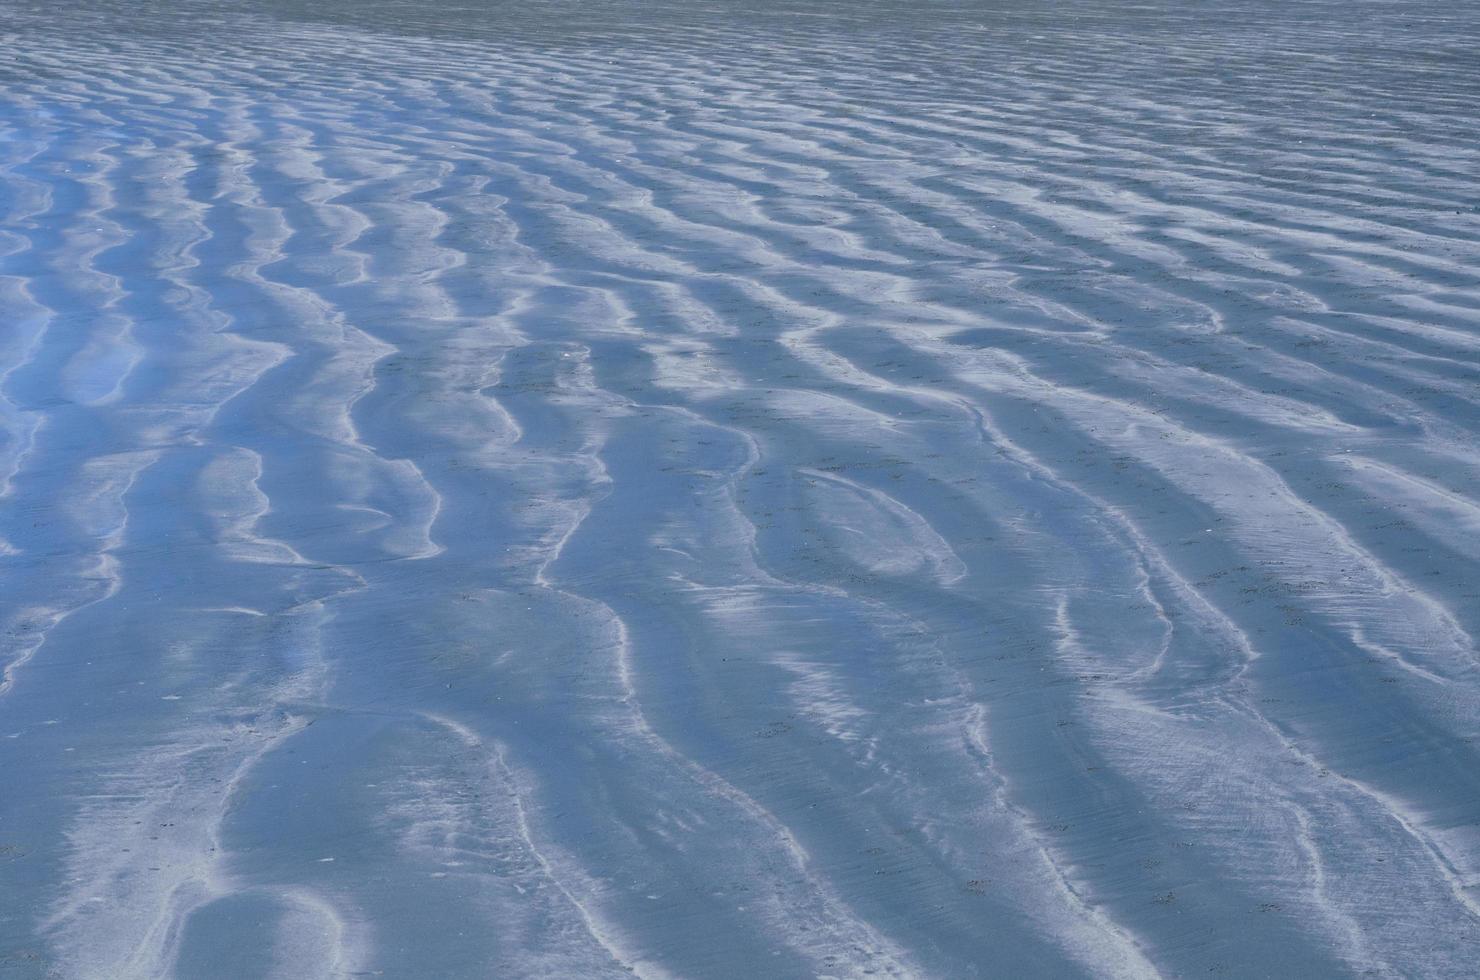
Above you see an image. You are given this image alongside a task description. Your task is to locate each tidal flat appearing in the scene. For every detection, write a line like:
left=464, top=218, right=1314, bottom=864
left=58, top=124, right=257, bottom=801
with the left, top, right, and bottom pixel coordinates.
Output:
left=2, top=1, right=1479, bottom=976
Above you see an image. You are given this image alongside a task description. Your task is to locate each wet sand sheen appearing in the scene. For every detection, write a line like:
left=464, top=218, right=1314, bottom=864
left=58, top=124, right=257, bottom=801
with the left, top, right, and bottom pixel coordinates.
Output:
left=2, top=0, right=1479, bottom=976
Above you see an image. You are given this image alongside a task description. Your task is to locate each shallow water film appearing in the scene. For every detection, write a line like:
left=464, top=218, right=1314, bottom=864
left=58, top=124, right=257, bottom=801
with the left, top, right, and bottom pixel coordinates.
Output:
left=2, top=0, right=1479, bottom=976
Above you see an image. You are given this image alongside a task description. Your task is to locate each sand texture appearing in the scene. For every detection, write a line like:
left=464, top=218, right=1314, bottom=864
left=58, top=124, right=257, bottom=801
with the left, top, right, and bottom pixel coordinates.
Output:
left=2, top=1, right=1479, bottom=976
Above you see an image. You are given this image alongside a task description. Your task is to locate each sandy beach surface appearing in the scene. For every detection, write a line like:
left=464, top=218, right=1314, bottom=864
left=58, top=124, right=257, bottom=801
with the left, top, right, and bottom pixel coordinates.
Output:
left=3, top=1, right=1479, bottom=976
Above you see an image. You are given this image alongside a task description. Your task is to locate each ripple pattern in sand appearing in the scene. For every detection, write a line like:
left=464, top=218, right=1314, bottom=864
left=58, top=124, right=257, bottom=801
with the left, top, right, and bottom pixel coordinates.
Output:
left=2, top=1, right=1479, bottom=977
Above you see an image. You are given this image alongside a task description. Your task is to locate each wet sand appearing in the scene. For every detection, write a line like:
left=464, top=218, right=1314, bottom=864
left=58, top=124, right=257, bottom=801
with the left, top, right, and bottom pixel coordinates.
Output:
left=2, top=1, right=1479, bottom=976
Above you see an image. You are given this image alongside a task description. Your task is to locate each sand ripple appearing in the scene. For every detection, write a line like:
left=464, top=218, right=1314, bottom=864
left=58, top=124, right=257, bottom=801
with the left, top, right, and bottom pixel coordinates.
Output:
left=2, top=1, right=1479, bottom=976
